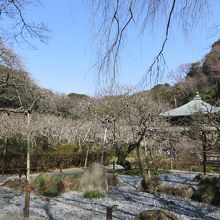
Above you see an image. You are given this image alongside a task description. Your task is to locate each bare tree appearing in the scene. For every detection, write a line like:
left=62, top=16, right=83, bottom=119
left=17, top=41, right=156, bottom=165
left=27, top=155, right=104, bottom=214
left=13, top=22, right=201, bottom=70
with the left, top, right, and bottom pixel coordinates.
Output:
left=188, top=112, right=219, bottom=175
left=90, top=0, right=213, bottom=84
left=0, top=0, right=48, bottom=45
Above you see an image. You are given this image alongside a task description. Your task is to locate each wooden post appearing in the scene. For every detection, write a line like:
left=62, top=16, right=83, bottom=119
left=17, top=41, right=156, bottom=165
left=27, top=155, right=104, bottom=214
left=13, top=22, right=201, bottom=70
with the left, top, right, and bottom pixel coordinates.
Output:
left=170, top=159, right=173, bottom=170
left=106, top=207, right=112, bottom=220
left=59, top=165, right=62, bottom=173
left=113, top=160, right=116, bottom=170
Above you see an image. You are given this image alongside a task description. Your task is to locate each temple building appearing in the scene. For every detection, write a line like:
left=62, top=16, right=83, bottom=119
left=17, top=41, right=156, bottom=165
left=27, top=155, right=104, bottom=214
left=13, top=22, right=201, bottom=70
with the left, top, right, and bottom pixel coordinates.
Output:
left=160, top=92, right=220, bottom=117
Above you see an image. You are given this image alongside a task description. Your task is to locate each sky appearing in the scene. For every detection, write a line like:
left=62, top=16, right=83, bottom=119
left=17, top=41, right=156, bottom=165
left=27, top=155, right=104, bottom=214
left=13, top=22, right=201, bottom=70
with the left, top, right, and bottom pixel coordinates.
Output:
left=13, top=0, right=220, bottom=96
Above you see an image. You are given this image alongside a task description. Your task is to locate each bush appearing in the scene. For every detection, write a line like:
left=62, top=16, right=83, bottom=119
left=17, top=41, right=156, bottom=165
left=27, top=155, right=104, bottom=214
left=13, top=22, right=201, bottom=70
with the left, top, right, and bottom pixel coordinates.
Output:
left=34, top=174, right=46, bottom=188
left=43, top=186, right=59, bottom=197
left=34, top=173, right=83, bottom=197
left=83, top=191, right=104, bottom=199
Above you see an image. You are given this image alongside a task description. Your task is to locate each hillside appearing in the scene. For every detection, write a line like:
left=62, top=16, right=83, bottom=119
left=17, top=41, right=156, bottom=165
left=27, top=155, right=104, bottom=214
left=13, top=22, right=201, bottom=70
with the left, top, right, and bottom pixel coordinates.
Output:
left=150, top=39, right=220, bottom=108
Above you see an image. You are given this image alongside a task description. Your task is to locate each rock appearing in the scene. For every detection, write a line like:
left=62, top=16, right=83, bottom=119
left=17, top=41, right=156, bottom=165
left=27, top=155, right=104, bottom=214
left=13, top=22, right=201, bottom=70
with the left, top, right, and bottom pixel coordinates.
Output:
left=62, top=176, right=81, bottom=192
left=193, top=174, right=210, bottom=182
left=173, top=186, right=194, bottom=199
left=192, top=175, right=220, bottom=207
left=135, top=209, right=180, bottom=220
left=107, top=173, right=121, bottom=186
left=3, top=178, right=27, bottom=190
left=158, top=185, right=174, bottom=195
left=216, top=176, right=220, bottom=188
left=193, top=174, right=204, bottom=182
left=0, top=210, right=17, bottom=220
left=79, top=162, right=108, bottom=193
left=138, top=176, right=161, bottom=194
left=158, top=185, right=194, bottom=199
left=57, top=180, right=65, bottom=194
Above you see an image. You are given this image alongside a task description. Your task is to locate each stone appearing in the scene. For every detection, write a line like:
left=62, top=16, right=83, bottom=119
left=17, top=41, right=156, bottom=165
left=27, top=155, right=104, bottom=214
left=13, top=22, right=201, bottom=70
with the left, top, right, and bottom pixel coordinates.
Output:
left=79, top=162, right=108, bottom=193
left=0, top=210, right=17, bottom=220
left=62, top=176, right=81, bottom=192
left=216, top=176, right=220, bottom=188
left=3, top=178, right=27, bottom=190
left=172, top=186, right=194, bottom=199
left=107, top=173, right=121, bottom=186
left=135, top=209, right=180, bottom=220
left=138, top=176, right=161, bottom=194
left=157, top=185, right=194, bottom=199
left=158, top=185, right=174, bottom=195
left=192, top=175, right=220, bottom=207
left=193, top=174, right=210, bottom=182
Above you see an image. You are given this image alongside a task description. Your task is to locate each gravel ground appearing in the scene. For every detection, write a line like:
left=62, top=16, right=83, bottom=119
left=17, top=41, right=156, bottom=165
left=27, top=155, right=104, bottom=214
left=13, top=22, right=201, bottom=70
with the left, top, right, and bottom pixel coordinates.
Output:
left=0, top=172, right=220, bottom=220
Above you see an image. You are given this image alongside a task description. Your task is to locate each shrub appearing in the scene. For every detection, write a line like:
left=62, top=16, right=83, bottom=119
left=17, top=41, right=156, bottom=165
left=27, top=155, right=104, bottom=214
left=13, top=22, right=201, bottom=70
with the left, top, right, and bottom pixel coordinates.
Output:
left=34, top=175, right=46, bottom=187
left=83, top=191, right=104, bottom=199
left=43, top=186, right=59, bottom=197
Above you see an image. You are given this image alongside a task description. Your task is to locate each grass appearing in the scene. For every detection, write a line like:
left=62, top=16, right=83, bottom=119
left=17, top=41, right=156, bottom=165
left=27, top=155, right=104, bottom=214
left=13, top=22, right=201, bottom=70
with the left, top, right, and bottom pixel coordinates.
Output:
left=83, top=191, right=104, bottom=199
left=206, top=166, right=220, bottom=173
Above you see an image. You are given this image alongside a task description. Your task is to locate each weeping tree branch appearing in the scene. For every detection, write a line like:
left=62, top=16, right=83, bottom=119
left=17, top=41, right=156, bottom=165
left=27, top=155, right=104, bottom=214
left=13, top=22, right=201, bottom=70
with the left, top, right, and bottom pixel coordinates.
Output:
left=146, top=0, right=176, bottom=83
left=96, top=0, right=135, bottom=84
left=91, top=0, right=211, bottom=86
left=10, top=0, right=49, bottom=45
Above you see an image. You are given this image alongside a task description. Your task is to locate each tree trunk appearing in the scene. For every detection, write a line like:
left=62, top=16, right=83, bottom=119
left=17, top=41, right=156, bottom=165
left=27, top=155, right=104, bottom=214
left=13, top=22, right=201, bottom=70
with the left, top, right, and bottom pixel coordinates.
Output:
left=24, top=112, right=31, bottom=218
left=78, top=138, right=82, bottom=152
left=84, top=146, right=90, bottom=168
left=117, top=151, right=132, bottom=170
left=101, top=150, right=104, bottom=164
left=143, top=136, right=148, bottom=157
left=26, top=112, right=31, bottom=182
left=136, top=146, right=149, bottom=177
left=101, top=126, right=108, bottom=164
left=23, top=184, right=31, bottom=218
left=1, top=137, right=7, bottom=176
left=203, top=144, right=207, bottom=175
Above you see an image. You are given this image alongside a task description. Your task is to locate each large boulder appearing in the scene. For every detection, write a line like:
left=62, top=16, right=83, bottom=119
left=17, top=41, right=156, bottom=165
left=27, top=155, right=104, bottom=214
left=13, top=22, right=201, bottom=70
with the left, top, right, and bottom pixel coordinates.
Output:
left=79, top=162, right=108, bottom=193
left=135, top=209, right=180, bottom=220
left=192, top=175, right=220, bottom=207
left=0, top=210, right=18, bottom=220
left=138, top=176, right=161, bottom=194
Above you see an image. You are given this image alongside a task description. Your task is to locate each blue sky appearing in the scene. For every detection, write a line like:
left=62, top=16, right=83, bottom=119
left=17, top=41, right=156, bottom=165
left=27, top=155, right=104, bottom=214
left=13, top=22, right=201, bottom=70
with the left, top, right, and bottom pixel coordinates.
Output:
left=13, top=0, right=220, bottom=96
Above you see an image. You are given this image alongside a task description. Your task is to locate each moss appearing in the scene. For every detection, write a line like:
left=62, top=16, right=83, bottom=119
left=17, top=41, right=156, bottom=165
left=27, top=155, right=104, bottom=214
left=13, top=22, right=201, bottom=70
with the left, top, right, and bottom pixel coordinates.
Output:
left=83, top=191, right=104, bottom=199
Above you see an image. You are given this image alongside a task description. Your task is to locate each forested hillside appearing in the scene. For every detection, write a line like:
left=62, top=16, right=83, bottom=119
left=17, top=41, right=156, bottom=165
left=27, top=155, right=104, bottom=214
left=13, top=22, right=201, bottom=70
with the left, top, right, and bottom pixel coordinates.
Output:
left=151, top=39, right=220, bottom=107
